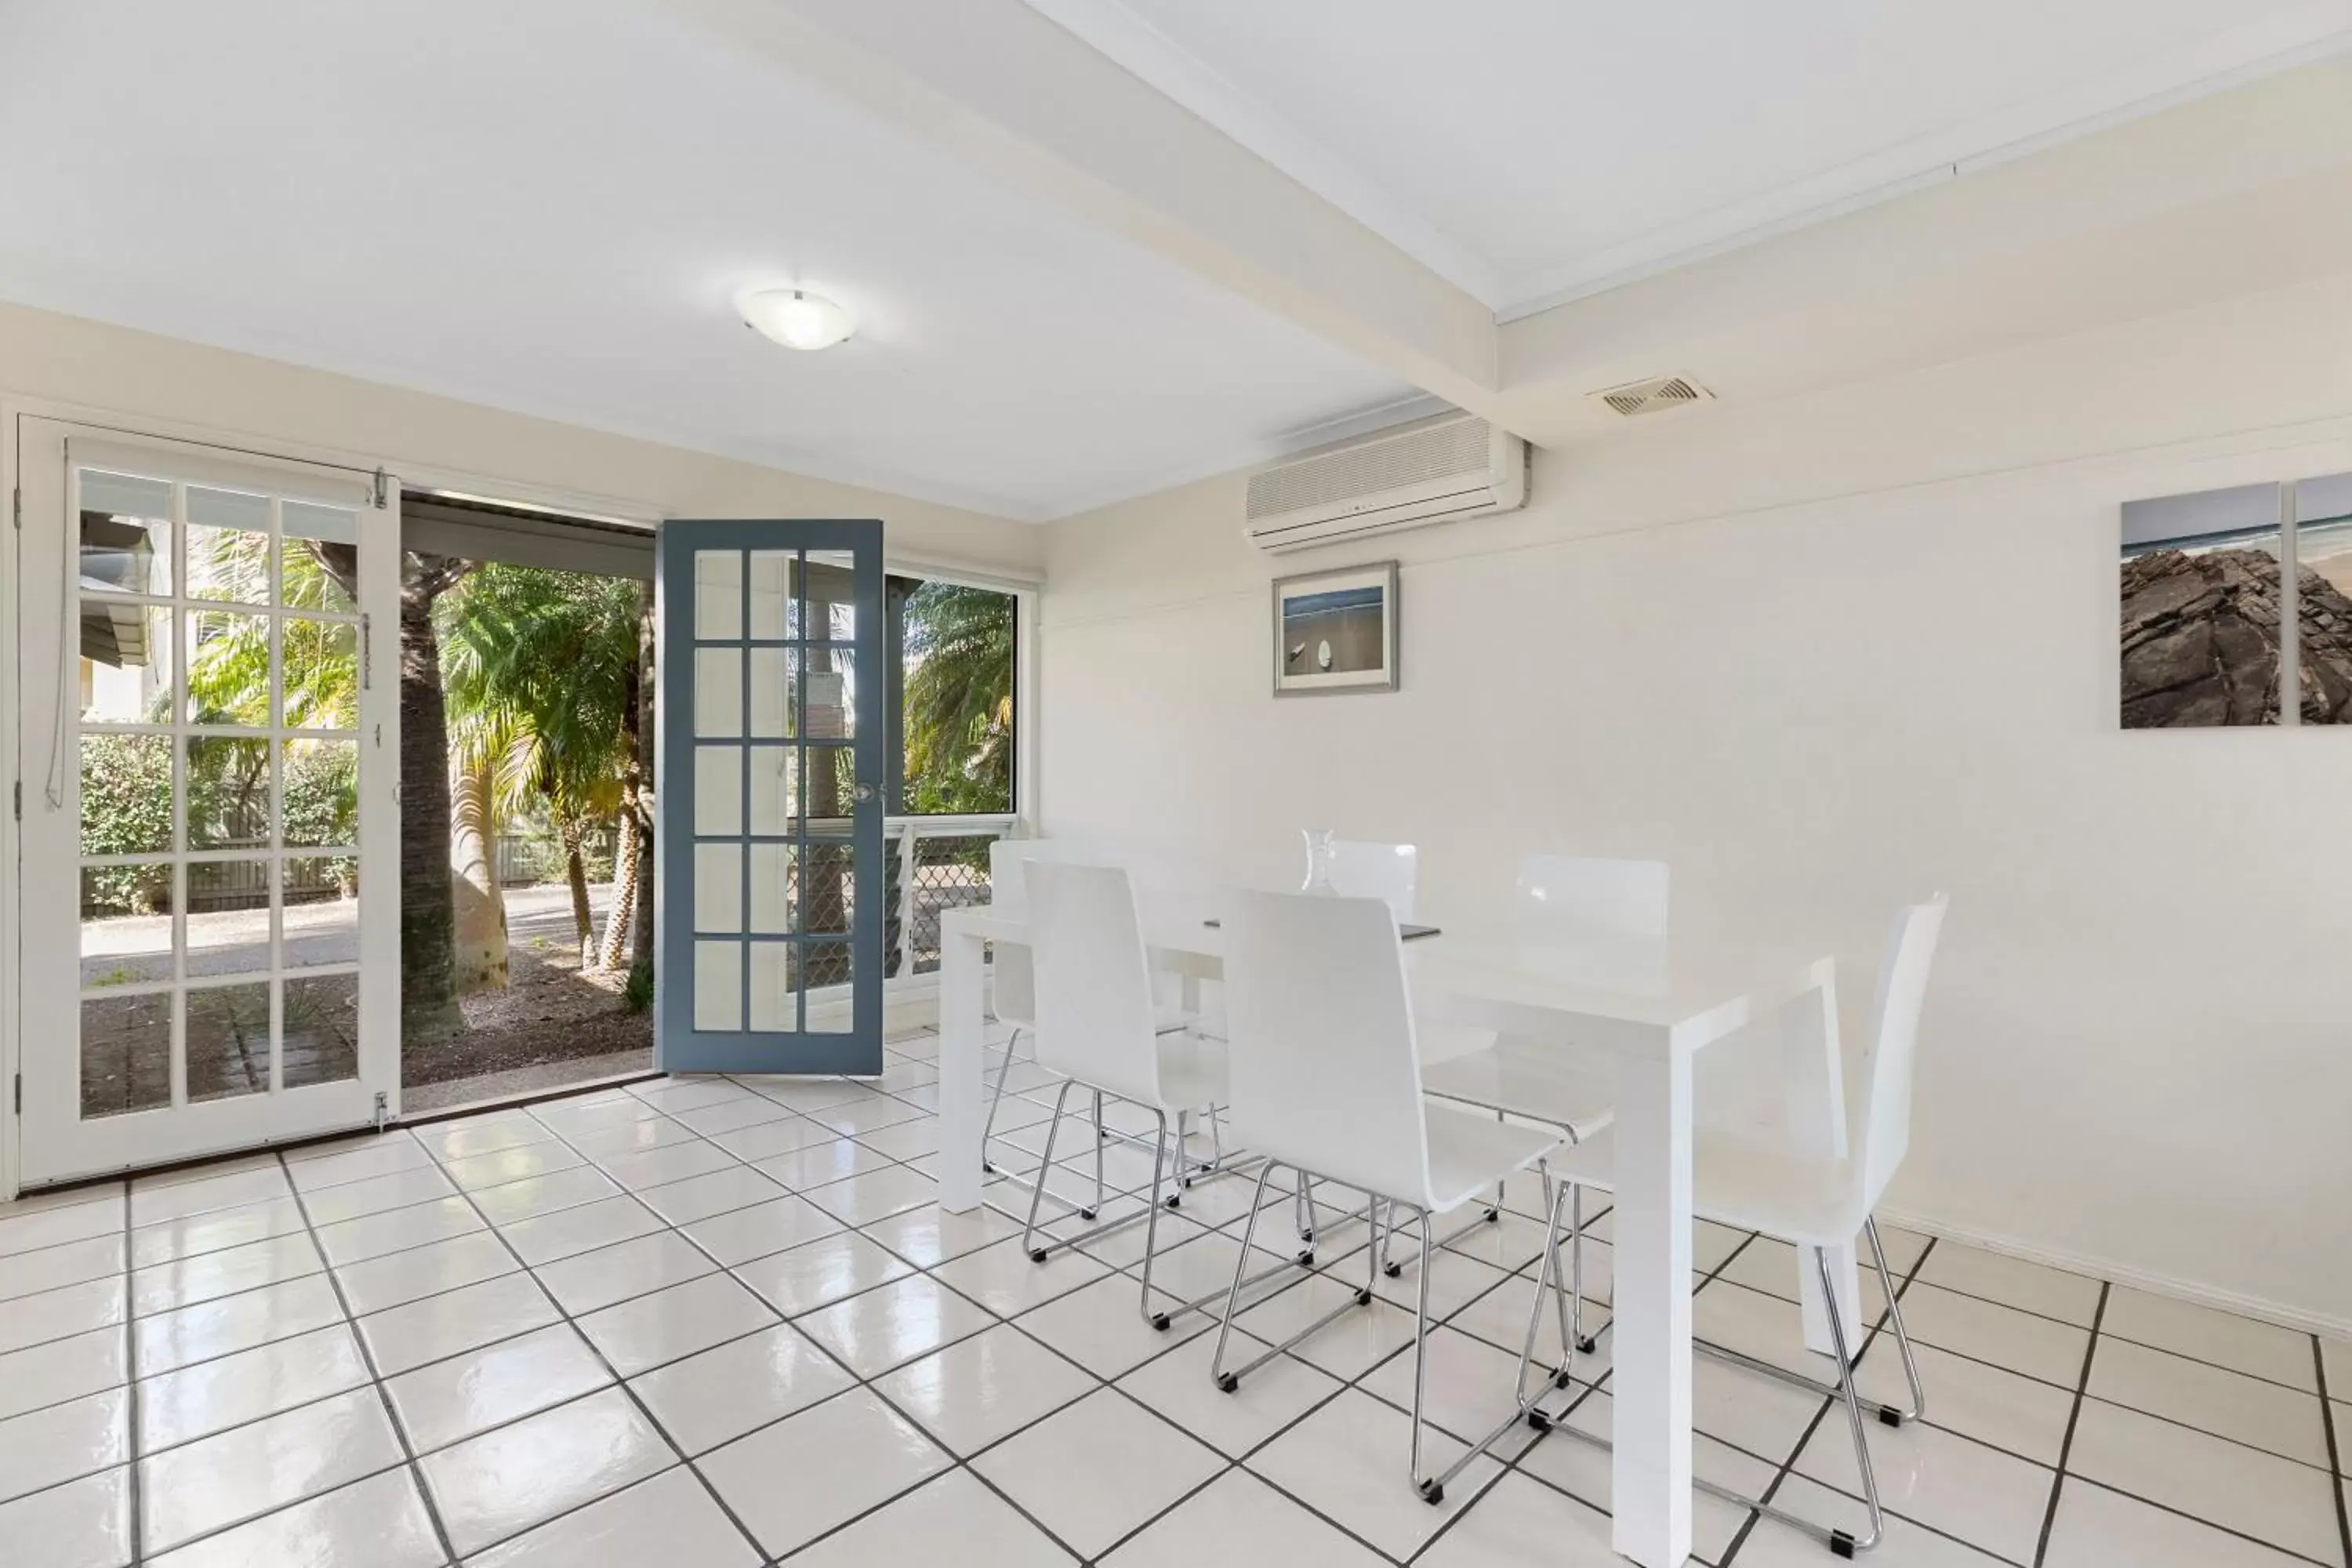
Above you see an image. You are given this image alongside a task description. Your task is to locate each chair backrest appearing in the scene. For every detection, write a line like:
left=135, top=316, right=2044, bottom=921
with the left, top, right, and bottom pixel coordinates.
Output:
left=1026, top=860, right=1167, bottom=1108
left=1303, top=831, right=1419, bottom=922
left=1853, top=893, right=1948, bottom=1210
left=986, top=837, right=1094, bottom=1029
left=1221, top=888, right=1436, bottom=1206
left=1514, top=855, right=1668, bottom=988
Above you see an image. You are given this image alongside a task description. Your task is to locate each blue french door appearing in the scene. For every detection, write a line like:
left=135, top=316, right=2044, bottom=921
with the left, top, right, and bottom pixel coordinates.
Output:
left=655, top=520, right=885, bottom=1073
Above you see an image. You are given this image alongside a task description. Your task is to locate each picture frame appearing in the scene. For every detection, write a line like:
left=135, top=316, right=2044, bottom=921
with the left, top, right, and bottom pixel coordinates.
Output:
left=1272, top=559, right=1399, bottom=696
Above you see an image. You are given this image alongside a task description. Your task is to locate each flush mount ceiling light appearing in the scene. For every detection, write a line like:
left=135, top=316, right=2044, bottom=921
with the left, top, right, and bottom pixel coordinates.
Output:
left=735, top=286, right=855, bottom=351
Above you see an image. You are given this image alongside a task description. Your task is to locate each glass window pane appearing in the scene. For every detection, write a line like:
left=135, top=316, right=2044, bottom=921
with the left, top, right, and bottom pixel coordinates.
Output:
left=282, top=503, right=358, bottom=612
left=78, top=471, right=172, bottom=597
left=186, top=982, right=272, bottom=1103
left=804, top=550, right=855, bottom=640
left=801, top=840, right=855, bottom=937
left=281, top=619, right=358, bottom=731
left=749, top=844, right=795, bottom=934
left=186, top=488, right=272, bottom=604
left=899, top=580, right=1015, bottom=816
left=79, top=601, right=175, bottom=724
left=187, top=859, right=272, bottom=977
left=749, top=942, right=797, bottom=1032
left=695, top=843, right=743, bottom=934
left=804, top=652, right=853, bottom=740
left=82, top=863, right=174, bottom=989
left=185, top=610, right=272, bottom=726
left=804, top=746, right=856, bottom=829
left=805, top=942, right=852, bottom=1030
left=749, top=551, right=797, bottom=638
left=694, top=941, right=742, bottom=1032
left=283, top=857, right=358, bottom=970
left=80, top=734, right=174, bottom=856
left=747, top=747, right=797, bottom=836
left=282, top=974, right=358, bottom=1089
left=282, top=739, right=358, bottom=848
left=695, top=648, right=742, bottom=738
left=695, top=746, right=742, bottom=836
left=748, top=648, right=797, bottom=739
left=82, top=992, right=172, bottom=1120
left=695, top=550, right=742, bottom=640
left=187, top=737, right=271, bottom=851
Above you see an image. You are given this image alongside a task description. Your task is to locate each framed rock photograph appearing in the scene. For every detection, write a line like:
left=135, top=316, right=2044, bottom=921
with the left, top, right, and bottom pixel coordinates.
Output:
left=2120, top=474, right=2352, bottom=727
left=1272, top=560, right=1399, bottom=696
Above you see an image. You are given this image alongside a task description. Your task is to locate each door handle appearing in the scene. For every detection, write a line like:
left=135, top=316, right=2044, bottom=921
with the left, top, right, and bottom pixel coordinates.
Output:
left=853, top=781, right=876, bottom=804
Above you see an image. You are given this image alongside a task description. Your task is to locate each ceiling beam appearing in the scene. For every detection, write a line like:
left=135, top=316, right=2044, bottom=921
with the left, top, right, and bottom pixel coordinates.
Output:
left=658, top=0, right=1514, bottom=434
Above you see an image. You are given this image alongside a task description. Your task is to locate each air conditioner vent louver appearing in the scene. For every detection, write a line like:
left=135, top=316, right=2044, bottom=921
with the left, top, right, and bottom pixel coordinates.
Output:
left=1592, top=375, right=1713, bottom=418
left=1243, top=412, right=1526, bottom=553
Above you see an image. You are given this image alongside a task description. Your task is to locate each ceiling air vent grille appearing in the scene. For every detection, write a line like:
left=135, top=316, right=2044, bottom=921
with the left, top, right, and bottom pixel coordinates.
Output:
left=1592, top=375, right=1713, bottom=419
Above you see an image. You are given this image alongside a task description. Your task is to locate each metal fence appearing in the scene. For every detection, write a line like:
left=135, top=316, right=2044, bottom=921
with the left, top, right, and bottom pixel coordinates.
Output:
left=887, top=815, right=1014, bottom=978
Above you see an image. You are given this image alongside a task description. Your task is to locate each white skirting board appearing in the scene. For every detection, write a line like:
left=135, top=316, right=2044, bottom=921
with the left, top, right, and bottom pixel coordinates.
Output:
left=1878, top=1207, right=2352, bottom=1345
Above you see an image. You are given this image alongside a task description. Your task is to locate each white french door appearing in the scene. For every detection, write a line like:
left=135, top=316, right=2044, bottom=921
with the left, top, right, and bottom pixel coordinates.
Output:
left=13, top=417, right=399, bottom=1184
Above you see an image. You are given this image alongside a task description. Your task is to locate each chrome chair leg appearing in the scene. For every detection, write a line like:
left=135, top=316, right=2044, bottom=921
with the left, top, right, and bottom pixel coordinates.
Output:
left=1817, top=1241, right=1886, bottom=1556
left=1091, top=1089, right=1107, bottom=1219
left=1865, top=1218, right=1926, bottom=1421
left=1021, top=1080, right=1076, bottom=1261
left=980, top=1026, right=1020, bottom=1174
left=1210, top=1162, right=1279, bottom=1392
left=1134, top=1110, right=1169, bottom=1323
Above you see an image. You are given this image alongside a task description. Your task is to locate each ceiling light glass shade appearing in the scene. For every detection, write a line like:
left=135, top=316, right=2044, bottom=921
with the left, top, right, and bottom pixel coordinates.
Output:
left=736, top=287, right=855, bottom=351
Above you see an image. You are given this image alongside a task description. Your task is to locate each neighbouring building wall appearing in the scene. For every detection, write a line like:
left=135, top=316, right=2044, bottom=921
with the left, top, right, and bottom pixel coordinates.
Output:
left=0, top=301, right=1045, bottom=572
left=1037, top=269, right=2352, bottom=1330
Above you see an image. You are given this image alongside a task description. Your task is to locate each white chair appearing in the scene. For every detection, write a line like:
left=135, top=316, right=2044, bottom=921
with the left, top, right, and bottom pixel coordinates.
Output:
left=1019, top=861, right=1232, bottom=1317
left=1408, top=856, right=1652, bottom=1342
left=1530, top=894, right=1948, bottom=1558
left=981, top=837, right=1084, bottom=1174
left=1211, top=888, right=1573, bottom=1504
left=1302, top=830, right=1419, bottom=920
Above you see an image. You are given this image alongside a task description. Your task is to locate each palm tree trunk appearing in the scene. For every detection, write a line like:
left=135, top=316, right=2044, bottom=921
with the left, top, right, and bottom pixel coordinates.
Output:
left=560, top=811, right=594, bottom=967
left=628, top=584, right=657, bottom=983
left=398, top=557, right=470, bottom=1039
left=598, top=607, right=647, bottom=972
left=448, top=757, right=508, bottom=993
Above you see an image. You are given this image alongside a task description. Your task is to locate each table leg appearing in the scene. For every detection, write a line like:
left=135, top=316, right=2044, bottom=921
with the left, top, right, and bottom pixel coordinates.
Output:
left=938, top=924, right=987, bottom=1213
left=1611, top=1042, right=1693, bottom=1568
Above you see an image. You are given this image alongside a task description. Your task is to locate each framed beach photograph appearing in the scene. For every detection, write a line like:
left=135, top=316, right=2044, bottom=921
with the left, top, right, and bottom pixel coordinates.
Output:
left=1272, top=559, right=1399, bottom=695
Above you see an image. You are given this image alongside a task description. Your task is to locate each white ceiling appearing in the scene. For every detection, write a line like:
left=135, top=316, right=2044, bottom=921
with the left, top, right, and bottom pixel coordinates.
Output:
left=0, top=0, right=1418, bottom=520
left=1027, top=0, right=2352, bottom=314
left=0, top=0, right=2343, bottom=524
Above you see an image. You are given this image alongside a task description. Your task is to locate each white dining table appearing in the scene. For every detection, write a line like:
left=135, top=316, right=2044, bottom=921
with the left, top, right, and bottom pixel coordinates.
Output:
left=937, top=900, right=1853, bottom=1568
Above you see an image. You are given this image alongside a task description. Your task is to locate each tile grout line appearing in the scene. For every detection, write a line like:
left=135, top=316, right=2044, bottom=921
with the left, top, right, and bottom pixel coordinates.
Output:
left=121, top=1183, right=143, bottom=1566
left=2317, top=1337, right=2350, bottom=1568
left=426, top=1108, right=784, bottom=1565
left=273, top=1149, right=464, bottom=1568
left=2032, top=1277, right=2109, bottom=1568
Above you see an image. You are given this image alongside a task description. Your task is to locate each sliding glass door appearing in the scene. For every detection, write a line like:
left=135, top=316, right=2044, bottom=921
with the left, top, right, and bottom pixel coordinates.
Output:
left=655, top=519, right=885, bottom=1074
left=13, top=418, right=400, bottom=1183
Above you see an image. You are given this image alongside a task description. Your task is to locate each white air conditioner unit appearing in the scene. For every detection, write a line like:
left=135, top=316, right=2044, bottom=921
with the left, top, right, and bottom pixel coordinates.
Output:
left=1245, top=411, right=1526, bottom=553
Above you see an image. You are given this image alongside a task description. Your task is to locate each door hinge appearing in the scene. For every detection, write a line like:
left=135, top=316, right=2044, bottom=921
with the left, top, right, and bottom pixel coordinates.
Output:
left=11, top=781, right=18, bottom=821
left=13, top=1075, right=20, bottom=1116
left=10, top=486, right=18, bottom=529
left=369, top=468, right=389, bottom=510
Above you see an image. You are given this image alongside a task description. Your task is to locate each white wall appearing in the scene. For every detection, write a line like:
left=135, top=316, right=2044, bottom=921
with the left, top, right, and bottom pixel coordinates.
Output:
left=0, top=301, right=1045, bottom=572
left=1037, top=268, right=2352, bottom=1330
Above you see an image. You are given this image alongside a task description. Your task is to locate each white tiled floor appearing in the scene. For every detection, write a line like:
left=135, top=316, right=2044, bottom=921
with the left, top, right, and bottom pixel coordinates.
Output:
left=2, top=1025, right=2347, bottom=1566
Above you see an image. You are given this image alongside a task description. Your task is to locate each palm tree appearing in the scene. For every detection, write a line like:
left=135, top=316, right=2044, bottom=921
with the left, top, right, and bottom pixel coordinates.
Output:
left=902, top=582, right=1014, bottom=815
left=438, top=564, right=642, bottom=967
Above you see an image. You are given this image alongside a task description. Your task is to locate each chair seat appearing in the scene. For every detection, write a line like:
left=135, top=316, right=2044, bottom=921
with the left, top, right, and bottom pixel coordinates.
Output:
left=1422, top=1102, right=1560, bottom=1214
left=1546, top=1127, right=1862, bottom=1247
left=1418, top=1040, right=1615, bottom=1141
